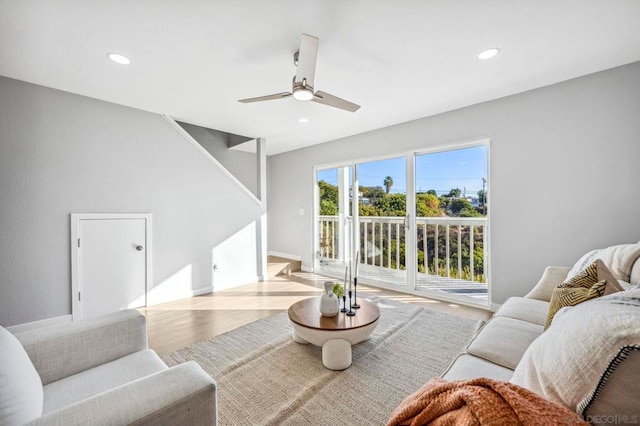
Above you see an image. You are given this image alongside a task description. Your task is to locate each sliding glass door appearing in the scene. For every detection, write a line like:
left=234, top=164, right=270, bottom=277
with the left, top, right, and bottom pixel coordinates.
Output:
left=355, top=157, right=407, bottom=287
left=316, top=166, right=352, bottom=276
left=413, top=145, right=489, bottom=305
left=314, top=141, right=489, bottom=307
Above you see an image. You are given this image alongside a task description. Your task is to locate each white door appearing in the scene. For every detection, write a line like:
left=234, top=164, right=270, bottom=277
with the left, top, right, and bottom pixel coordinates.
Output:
left=71, top=214, right=151, bottom=320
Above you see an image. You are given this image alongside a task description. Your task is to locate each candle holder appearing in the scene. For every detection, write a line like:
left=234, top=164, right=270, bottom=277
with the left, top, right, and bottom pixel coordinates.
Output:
left=346, top=290, right=356, bottom=316
left=340, top=295, right=348, bottom=313
left=352, top=277, right=360, bottom=309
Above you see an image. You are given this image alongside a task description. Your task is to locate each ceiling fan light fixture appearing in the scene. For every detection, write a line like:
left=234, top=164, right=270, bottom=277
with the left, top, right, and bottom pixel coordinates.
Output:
left=477, top=48, right=500, bottom=60
left=107, top=53, right=131, bottom=65
left=292, top=87, right=314, bottom=101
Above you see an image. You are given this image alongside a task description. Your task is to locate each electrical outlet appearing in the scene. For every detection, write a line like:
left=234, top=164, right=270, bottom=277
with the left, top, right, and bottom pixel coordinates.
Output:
left=298, top=208, right=305, bottom=216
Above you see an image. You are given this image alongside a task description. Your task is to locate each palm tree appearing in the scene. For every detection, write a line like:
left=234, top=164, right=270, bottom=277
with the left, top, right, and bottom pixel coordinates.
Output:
left=383, top=176, right=393, bottom=194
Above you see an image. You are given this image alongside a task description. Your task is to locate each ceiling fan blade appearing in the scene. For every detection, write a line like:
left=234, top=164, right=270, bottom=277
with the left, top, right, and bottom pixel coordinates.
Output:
left=295, top=34, right=319, bottom=88
left=238, top=92, right=292, bottom=103
left=312, top=91, right=361, bottom=112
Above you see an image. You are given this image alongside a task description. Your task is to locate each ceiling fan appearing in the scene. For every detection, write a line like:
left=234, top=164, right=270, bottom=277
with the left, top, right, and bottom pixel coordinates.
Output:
left=238, top=34, right=360, bottom=112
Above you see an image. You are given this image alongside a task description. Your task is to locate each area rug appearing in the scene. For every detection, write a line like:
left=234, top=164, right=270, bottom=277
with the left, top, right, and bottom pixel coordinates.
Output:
left=161, top=296, right=482, bottom=425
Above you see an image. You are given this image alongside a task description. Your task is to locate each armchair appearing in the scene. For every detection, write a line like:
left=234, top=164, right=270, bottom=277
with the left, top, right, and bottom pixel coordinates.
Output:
left=1, top=310, right=217, bottom=425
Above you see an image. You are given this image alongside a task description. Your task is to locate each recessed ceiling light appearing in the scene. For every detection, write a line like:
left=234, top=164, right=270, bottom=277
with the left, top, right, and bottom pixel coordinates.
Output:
left=477, top=48, right=500, bottom=60
left=107, top=53, right=131, bottom=65
left=298, top=117, right=309, bottom=123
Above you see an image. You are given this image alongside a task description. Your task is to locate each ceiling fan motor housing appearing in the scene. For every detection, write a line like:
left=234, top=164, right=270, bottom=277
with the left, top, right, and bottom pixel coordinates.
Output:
left=292, top=77, right=314, bottom=101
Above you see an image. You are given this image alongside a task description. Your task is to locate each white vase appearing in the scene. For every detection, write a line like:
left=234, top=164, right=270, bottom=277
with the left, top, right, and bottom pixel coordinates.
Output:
left=319, top=281, right=339, bottom=317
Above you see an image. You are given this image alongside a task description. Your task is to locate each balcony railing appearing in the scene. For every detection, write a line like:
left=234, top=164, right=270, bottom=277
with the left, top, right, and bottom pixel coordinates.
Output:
left=318, top=215, right=487, bottom=284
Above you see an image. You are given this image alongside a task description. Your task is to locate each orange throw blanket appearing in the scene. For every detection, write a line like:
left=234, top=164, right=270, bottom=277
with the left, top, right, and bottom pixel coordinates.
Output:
left=387, top=377, right=588, bottom=426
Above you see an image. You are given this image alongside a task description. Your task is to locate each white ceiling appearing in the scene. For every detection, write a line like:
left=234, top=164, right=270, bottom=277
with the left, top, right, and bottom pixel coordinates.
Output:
left=1, top=1, right=640, bottom=155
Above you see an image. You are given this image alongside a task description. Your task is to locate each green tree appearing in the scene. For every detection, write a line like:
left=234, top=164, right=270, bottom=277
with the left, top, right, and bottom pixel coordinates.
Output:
left=450, top=198, right=481, bottom=217
left=318, top=180, right=338, bottom=202
left=361, top=186, right=385, bottom=202
left=447, top=188, right=461, bottom=198
left=416, top=193, right=443, bottom=217
left=426, top=189, right=437, bottom=196
left=477, top=189, right=486, bottom=206
left=478, top=189, right=487, bottom=215
left=373, top=193, right=405, bottom=216
left=383, top=176, right=394, bottom=194
left=320, top=199, right=337, bottom=215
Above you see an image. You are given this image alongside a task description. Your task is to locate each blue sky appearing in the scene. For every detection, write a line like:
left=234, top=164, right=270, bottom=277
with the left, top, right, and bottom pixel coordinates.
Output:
left=318, top=145, right=487, bottom=196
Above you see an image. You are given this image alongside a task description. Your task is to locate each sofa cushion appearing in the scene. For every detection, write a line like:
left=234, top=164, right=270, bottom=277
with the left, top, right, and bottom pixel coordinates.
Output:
left=494, top=297, right=549, bottom=326
left=466, top=317, right=544, bottom=370
left=618, top=280, right=636, bottom=291
left=545, top=260, right=622, bottom=329
left=0, top=326, right=44, bottom=425
left=631, top=257, right=640, bottom=285
left=43, top=349, right=167, bottom=413
left=442, top=354, right=513, bottom=382
left=510, top=290, right=640, bottom=418
left=567, top=243, right=640, bottom=282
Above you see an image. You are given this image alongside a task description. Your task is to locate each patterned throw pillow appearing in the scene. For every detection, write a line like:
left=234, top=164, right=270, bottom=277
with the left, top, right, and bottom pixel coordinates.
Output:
left=545, top=260, right=623, bottom=329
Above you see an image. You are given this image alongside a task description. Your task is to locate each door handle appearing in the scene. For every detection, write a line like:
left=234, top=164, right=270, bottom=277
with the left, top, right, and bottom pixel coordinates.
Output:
left=136, top=245, right=144, bottom=251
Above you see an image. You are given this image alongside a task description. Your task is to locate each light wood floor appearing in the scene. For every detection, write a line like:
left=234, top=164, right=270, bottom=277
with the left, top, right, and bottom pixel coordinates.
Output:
left=140, top=271, right=492, bottom=355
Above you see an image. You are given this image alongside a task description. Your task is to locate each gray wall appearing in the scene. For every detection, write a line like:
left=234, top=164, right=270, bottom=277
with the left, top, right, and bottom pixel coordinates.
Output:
left=0, top=76, right=263, bottom=326
left=177, top=122, right=258, bottom=198
left=268, top=61, right=640, bottom=305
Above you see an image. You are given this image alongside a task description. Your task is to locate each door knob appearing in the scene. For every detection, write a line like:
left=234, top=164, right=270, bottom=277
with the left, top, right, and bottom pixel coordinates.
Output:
left=136, top=245, right=144, bottom=251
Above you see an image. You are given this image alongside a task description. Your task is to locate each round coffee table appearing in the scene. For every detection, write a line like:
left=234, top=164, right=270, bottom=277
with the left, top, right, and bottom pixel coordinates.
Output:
left=287, top=297, right=380, bottom=370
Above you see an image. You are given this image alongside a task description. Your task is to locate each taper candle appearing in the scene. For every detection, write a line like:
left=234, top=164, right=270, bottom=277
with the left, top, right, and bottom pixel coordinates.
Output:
left=355, top=250, right=359, bottom=277
left=349, top=264, right=352, bottom=292
left=344, top=266, right=348, bottom=294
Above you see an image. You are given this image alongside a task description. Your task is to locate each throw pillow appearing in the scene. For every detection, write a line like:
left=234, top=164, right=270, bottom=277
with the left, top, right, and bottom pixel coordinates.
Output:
left=0, top=327, right=44, bottom=425
left=511, top=290, right=640, bottom=419
left=567, top=249, right=599, bottom=280
left=545, top=260, right=623, bottom=329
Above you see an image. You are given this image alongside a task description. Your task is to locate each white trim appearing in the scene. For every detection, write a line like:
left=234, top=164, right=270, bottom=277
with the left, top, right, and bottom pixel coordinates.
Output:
left=312, top=166, right=320, bottom=271
left=485, top=139, right=493, bottom=307
left=490, top=303, right=501, bottom=313
left=267, top=251, right=302, bottom=261
left=162, top=115, right=262, bottom=207
left=6, top=315, right=72, bottom=334
left=301, top=264, right=314, bottom=273
left=412, top=137, right=490, bottom=157
left=147, top=285, right=212, bottom=306
left=71, top=213, right=153, bottom=321
left=405, top=152, right=415, bottom=292
left=256, top=137, right=267, bottom=281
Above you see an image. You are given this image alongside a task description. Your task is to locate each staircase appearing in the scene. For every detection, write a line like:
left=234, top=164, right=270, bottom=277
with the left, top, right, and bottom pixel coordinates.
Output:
left=267, top=256, right=302, bottom=278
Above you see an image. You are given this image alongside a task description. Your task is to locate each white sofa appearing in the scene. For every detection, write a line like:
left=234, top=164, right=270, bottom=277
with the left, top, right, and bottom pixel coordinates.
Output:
left=0, top=310, right=217, bottom=425
left=443, top=259, right=640, bottom=423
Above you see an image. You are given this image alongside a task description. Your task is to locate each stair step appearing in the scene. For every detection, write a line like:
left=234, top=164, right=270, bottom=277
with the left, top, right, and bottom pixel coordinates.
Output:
left=267, top=256, right=301, bottom=278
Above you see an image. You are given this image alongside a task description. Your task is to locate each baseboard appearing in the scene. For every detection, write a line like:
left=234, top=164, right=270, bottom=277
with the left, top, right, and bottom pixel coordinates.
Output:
left=301, top=264, right=314, bottom=273
left=267, top=251, right=302, bottom=261
left=489, top=303, right=501, bottom=312
left=6, top=314, right=73, bottom=333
